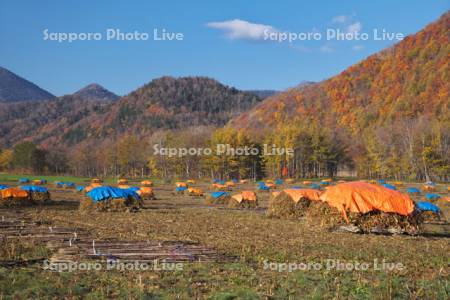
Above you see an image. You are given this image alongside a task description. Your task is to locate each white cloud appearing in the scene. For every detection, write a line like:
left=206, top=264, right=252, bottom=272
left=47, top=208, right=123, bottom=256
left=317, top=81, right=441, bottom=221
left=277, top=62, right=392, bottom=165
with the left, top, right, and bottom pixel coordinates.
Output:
left=346, top=22, right=362, bottom=34
left=331, top=15, right=349, bottom=24
left=206, top=19, right=278, bottom=41
left=353, top=45, right=364, bottom=51
left=320, top=45, right=334, bottom=53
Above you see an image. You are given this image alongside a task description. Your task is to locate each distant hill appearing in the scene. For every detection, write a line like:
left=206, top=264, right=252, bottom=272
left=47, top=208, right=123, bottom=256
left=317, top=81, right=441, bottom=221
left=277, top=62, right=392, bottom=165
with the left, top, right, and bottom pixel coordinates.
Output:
left=73, top=83, right=119, bottom=101
left=230, top=12, right=449, bottom=133
left=0, top=66, right=55, bottom=102
left=0, top=76, right=262, bottom=146
left=246, top=90, right=279, bottom=99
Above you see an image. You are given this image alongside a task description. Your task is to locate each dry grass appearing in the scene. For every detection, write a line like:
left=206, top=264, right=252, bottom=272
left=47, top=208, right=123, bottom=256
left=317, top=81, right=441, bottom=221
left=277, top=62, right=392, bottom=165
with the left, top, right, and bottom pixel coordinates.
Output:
left=79, top=196, right=142, bottom=212
left=0, top=179, right=449, bottom=299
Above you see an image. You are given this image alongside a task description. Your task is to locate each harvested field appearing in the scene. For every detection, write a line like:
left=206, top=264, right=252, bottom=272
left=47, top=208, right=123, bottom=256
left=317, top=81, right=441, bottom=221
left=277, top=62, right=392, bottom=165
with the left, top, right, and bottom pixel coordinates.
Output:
left=0, top=179, right=448, bottom=299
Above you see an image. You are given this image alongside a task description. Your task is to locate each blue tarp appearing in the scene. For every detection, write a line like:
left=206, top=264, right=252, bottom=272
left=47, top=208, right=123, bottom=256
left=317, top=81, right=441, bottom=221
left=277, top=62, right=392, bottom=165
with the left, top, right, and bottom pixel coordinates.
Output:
left=87, top=186, right=140, bottom=202
left=257, top=185, right=270, bottom=191
left=175, top=187, right=187, bottom=192
left=292, top=186, right=302, bottom=189
left=425, top=193, right=441, bottom=200
left=19, top=185, right=48, bottom=193
left=0, top=184, right=8, bottom=190
left=416, top=201, right=440, bottom=213
left=407, top=187, right=421, bottom=194
left=76, top=186, right=84, bottom=192
left=275, top=179, right=283, bottom=185
left=382, top=183, right=397, bottom=190
left=213, top=179, right=225, bottom=185
left=128, top=187, right=140, bottom=192
left=257, top=181, right=265, bottom=186
left=310, top=183, right=322, bottom=190
left=64, top=182, right=75, bottom=187
left=377, top=179, right=386, bottom=184
left=425, top=181, right=436, bottom=186
left=19, top=178, right=29, bottom=183
left=320, top=181, right=330, bottom=186
left=211, top=191, right=229, bottom=198
left=232, top=179, right=238, bottom=183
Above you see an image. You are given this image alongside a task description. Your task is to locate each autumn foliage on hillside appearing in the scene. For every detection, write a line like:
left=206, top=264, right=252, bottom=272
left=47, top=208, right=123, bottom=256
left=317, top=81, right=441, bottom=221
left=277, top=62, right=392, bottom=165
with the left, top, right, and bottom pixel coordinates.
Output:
left=0, top=77, right=261, bottom=147
left=232, top=12, right=449, bottom=133
left=230, top=11, right=449, bottom=180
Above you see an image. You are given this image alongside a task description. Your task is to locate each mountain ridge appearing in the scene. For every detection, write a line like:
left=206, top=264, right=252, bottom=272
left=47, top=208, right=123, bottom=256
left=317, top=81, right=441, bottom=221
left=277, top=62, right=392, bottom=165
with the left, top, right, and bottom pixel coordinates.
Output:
left=72, top=83, right=119, bottom=101
left=0, top=66, right=55, bottom=102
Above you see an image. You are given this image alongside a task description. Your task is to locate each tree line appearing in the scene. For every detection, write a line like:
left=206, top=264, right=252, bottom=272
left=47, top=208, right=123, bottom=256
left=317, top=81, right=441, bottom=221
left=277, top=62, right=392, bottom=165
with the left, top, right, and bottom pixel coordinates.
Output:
left=1, top=116, right=448, bottom=181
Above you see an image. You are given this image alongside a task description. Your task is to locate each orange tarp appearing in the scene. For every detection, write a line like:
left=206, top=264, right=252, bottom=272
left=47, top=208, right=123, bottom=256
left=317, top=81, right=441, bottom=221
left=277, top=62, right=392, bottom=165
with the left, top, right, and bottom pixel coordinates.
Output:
left=137, top=187, right=153, bottom=196
left=85, top=183, right=102, bottom=192
left=225, top=181, right=235, bottom=187
left=320, top=181, right=415, bottom=223
left=283, top=189, right=322, bottom=203
left=117, top=179, right=128, bottom=184
left=232, top=194, right=243, bottom=203
left=239, top=179, right=248, bottom=184
left=141, top=180, right=153, bottom=186
left=213, top=183, right=227, bottom=189
left=266, top=183, right=276, bottom=188
left=303, top=181, right=312, bottom=185
left=271, top=191, right=281, bottom=198
left=241, top=191, right=257, bottom=201
left=118, top=184, right=131, bottom=189
left=187, top=188, right=203, bottom=196
left=91, top=178, right=102, bottom=183
left=322, top=179, right=333, bottom=182
left=187, top=180, right=196, bottom=184
left=1, top=188, right=29, bottom=199
left=423, top=185, right=435, bottom=191
left=176, top=182, right=187, bottom=188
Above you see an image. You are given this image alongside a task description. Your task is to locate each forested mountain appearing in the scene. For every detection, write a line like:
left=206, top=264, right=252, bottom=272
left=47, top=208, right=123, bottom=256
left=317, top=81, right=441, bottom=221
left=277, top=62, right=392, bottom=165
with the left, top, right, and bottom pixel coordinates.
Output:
left=0, top=66, right=55, bottom=102
left=230, top=11, right=449, bottom=180
left=0, top=96, right=110, bottom=147
left=0, top=76, right=262, bottom=147
left=231, top=12, right=449, bottom=132
left=73, top=83, right=119, bottom=101
left=246, top=90, right=279, bottom=99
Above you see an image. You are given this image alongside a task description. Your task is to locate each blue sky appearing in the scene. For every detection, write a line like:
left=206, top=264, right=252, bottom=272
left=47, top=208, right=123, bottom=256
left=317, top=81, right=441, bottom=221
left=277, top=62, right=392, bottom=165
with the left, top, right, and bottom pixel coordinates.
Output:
left=0, top=0, right=448, bottom=96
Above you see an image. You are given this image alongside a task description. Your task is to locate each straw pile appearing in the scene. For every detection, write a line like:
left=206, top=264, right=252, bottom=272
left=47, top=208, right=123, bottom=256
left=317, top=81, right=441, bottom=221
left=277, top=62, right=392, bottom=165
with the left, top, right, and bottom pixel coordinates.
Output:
left=186, top=188, right=204, bottom=197
left=204, top=193, right=231, bottom=205
left=212, top=183, right=228, bottom=191
left=85, top=183, right=102, bottom=192
left=225, top=181, right=235, bottom=188
left=0, top=188, right=32, bottom=207
left=137, top=187, right=155, bottom=200
left=227, top=191, right=258, bottom=209
left=417, top=210, right=441, bottom=223
left=305, top=201, right=347, bottom=228
left=91, top=178, right=103, bottom=184
left=305, top=202, right=422, bottom=233
left=141, top=180, right=153, bottom=187
left=353, top=211, right=421, bottom=234
left=30, top=191, right=51, bottom=203
left=80, top=196, right=142, bottom=212
left=267, top=191, right=313, bottom=219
